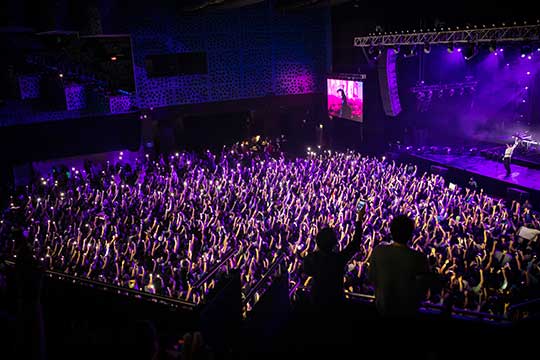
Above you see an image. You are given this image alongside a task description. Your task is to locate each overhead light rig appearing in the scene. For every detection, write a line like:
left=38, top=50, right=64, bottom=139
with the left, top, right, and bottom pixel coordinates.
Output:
left=410, top=78, right=478, bottom=97
left=353, top=23, right=540, bottom=47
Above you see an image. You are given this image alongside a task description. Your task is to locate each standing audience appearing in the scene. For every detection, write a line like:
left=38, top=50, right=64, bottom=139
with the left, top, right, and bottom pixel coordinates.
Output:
left=0, top=140, right=539, bottom=318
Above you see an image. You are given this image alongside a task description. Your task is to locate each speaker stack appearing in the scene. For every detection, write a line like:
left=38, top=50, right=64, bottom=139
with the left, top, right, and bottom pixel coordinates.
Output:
left=377, top=48, right=402, bottom=117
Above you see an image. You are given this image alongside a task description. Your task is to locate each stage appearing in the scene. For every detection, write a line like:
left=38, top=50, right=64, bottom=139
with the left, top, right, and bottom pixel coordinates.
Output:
left=397, top=151, right=540, bottom=207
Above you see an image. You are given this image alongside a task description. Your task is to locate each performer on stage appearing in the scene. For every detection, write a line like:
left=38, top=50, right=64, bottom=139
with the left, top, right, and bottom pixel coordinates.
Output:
left=336, top=89, right=351, bottom=118
left=503, top=137, right=520, bottom=177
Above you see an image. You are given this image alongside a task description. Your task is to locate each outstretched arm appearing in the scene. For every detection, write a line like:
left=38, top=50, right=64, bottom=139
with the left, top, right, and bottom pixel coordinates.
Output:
left=340, top=206, right=365, bottom=262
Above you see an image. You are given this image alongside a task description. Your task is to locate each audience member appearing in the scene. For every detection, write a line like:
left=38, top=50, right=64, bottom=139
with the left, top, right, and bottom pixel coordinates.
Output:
left=303, top=206, right=364, bottom=307
left=368, top=215, right=429, bottom=318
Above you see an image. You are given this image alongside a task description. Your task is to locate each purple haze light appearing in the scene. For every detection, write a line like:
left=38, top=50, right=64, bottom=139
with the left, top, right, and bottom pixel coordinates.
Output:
left=527, top=71, right=531, bottom=75
left=494, top=52, right=498, bottom=56
left=521, top=54, right=526, bottom=58
left=528, top=55, right=532, bottom=60
left=525, top=86, right=529, bottom=90
left=457, top=48, right=462, bottom=52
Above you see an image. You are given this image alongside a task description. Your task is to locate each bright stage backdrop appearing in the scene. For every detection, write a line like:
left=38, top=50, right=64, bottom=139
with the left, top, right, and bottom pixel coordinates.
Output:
left=327, top=78, right=363, bottom=122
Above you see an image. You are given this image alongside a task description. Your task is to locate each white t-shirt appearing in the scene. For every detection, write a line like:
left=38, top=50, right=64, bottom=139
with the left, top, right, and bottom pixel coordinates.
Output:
left=504, top=145, right=517, bottom=158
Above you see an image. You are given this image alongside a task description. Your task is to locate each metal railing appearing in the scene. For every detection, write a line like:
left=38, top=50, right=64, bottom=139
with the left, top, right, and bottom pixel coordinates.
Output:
left=344, top=290, right=509, bottom=322
left=242, top=253, right=286, bottom=308
left=508, top=297, right=540, bottom=315
left=192, top=248, right=238, bottom=289
left=3, top=259, right=196, bottom=310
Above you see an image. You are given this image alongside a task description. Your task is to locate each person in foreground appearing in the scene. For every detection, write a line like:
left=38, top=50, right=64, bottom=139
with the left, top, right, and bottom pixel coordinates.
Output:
left=368, top=214, right=429, bottom=318
left=303, top=204, right=365, bottom=307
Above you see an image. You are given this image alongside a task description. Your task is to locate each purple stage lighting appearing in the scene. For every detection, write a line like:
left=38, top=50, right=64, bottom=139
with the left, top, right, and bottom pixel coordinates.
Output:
left=528, top=55, right=532, bottom=60
left=521, top=54, right=526, bottom=58
left=463, top=43, right=477, bottom=60
left=457, top=48, right=462, bottom=52
left=527, top=71, right=531, bottom=75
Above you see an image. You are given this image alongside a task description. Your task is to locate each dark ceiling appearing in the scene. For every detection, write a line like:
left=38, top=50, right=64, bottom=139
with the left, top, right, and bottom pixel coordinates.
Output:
left=177, top=0, right=352, bottom=12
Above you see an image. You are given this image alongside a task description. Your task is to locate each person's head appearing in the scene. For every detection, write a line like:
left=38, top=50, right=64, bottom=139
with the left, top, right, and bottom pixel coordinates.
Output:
left=315, top=227, right=338, bottom=253
left=390, top=215, right=415, bottom=245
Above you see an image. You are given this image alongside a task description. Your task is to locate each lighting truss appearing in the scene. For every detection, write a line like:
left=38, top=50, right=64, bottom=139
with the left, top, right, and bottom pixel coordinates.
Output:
left=410, top=79, right=478, bottom=94
left=353, top=24, right=540, bottom=47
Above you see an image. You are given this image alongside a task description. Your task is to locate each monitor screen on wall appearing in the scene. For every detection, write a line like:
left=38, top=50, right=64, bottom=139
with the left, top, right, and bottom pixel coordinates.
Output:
left=145, top=52, right=208, bottom=77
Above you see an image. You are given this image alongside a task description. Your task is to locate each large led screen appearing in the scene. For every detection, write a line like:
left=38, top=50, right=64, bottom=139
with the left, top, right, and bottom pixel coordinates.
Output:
left=327, top=78, right=363, bottom=122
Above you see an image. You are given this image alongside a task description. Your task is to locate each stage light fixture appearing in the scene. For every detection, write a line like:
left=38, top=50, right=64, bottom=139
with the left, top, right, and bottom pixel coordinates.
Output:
left=423, top=42, right=431, bottom=54
left=488, top=41, right=497, bottom=52
left=447, top=43, right=454, bottom=53
left=463, top=43, right=478, bottom=60
left=521, top=45, right=532, bottom=57
left=403, top=45, right=417, bottom=58
left=375, top=46, right=383, bottom=57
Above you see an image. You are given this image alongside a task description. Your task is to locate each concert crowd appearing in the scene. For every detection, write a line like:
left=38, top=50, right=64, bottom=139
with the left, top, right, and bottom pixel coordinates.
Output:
left=1, top=140, right=539, bottom=317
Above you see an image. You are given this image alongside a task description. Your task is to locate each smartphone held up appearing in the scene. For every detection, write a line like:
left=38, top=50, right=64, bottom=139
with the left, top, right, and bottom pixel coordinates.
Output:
left=357, top=199, right=366, bottom=212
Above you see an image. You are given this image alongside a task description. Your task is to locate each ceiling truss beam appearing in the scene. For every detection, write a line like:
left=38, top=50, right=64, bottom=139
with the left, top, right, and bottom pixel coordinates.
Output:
left=353, top=25, right=540, bottom=47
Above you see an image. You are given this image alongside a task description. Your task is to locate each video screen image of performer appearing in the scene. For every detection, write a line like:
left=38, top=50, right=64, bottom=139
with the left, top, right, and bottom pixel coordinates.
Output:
left=327, top=78, right=363, bottom=122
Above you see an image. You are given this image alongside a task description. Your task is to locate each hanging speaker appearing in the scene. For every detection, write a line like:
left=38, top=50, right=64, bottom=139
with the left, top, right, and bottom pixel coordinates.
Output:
left=377, top=48, right=402, bottom=117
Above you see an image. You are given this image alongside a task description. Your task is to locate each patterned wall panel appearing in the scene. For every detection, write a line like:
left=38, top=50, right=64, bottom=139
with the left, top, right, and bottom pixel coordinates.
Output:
left=121, top=5, right=328, bottom=109
left=274, top=63, right=317, bottom=95
left=242, top=48, right=272, bottom=68
left=64, top=84, right=86, bottom=111
left=1, top=6, right=328, bottom=126
left=109, top=94, right=131, bottom=114
left=18, top=74, right=41, bottom=100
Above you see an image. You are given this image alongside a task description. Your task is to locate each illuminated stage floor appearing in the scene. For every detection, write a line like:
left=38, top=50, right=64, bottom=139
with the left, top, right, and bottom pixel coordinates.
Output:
left=408, top=153, right=540, bottom=192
